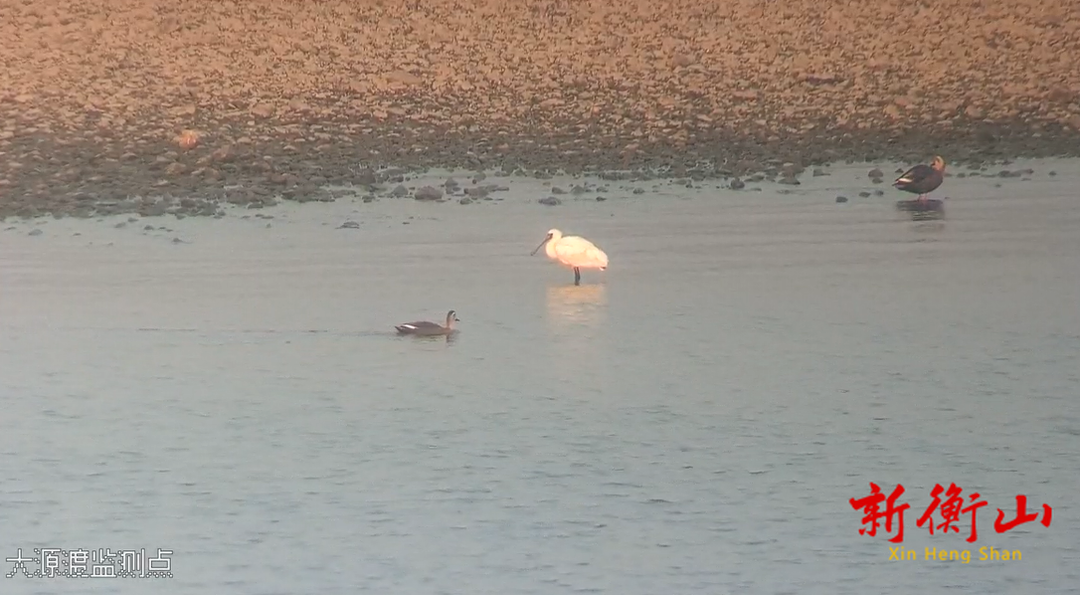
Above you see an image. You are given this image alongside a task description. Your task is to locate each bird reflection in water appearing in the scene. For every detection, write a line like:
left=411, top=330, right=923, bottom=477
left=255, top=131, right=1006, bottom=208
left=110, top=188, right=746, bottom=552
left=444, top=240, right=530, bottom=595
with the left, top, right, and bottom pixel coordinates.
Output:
left=399, top=332, right=458, bottom=346
left=546, top=283, right=608, bottom=330
left=545, top=283, right=609, bottom=393
left=897, top=198, right=947, bottom=222
left=911, top=219, right=947, bottom=234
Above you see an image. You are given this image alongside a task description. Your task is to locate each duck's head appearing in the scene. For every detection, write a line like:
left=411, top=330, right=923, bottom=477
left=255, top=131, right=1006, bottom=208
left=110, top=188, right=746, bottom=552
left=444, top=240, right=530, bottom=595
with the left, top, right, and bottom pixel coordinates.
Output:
left=446, top=310, right=460, bottom=327
left=931, top=156, right=946, bottom=172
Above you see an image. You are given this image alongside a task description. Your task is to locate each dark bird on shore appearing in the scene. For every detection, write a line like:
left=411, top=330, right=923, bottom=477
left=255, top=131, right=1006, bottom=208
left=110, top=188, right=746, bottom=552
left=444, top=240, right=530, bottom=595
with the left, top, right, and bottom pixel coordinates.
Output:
left=893, top=156, right=946, bottom=202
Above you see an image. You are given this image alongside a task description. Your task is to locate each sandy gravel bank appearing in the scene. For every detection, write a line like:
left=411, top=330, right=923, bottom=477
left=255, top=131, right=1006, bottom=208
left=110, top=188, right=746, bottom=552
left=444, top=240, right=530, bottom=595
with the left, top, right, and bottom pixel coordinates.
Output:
left=1, top=0, right=1078, bottom=218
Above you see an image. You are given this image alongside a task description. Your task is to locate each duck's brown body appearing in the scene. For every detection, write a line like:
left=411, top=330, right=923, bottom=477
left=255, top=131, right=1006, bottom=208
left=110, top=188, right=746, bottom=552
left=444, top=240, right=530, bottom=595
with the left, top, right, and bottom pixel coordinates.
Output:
left=894, top=156, right=946, bottom=201
left=395, top=310, right=459, bottom=336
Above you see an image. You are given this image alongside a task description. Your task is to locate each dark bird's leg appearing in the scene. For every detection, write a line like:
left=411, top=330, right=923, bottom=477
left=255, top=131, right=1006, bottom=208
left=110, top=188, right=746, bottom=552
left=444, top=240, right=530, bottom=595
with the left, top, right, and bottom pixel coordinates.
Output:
left=917, top=194, right=927, bottom=203
left=573, top=267, right=581, bottom=286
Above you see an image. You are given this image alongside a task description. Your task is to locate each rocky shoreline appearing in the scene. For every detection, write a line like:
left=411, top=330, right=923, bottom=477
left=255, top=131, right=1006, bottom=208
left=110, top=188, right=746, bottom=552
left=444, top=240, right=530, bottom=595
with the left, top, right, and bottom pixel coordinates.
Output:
left=2, top=0, right=1079, bottom=219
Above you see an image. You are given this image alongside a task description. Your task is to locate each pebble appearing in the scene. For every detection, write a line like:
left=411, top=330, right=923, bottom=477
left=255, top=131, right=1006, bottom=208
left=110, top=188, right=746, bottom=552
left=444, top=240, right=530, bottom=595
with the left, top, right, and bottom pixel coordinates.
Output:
left=414, top=186, right=443, bottom=201
left=538, top=196, right=561, bottom=206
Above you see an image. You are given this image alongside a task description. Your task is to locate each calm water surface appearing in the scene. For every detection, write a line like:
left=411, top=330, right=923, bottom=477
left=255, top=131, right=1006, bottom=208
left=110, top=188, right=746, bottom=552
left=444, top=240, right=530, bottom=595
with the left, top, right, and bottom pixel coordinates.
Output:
left=2, top=160, right=1079, bottom=594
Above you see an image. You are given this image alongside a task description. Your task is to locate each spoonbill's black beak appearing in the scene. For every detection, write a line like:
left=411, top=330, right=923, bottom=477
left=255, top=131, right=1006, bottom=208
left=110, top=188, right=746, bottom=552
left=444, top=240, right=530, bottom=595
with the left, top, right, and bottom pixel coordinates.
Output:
left=530, top=234, right=552, bottom=256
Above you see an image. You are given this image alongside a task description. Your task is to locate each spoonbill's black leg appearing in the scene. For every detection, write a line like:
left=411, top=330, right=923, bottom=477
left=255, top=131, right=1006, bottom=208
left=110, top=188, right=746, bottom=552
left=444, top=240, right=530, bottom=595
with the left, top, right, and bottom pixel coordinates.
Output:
left=574, top=267, right=581, bottom=286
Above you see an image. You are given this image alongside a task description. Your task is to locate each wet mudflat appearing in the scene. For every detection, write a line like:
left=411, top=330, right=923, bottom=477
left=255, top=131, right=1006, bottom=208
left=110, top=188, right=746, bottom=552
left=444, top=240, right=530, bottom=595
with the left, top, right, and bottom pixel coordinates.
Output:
left=1, top=160, right=1078, bottom=593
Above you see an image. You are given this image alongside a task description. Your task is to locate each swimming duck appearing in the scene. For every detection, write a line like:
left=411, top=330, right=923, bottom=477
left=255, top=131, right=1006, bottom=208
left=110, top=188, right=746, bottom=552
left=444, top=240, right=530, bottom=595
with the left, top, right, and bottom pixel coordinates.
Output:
left=395, top=310, right=459, bottom=336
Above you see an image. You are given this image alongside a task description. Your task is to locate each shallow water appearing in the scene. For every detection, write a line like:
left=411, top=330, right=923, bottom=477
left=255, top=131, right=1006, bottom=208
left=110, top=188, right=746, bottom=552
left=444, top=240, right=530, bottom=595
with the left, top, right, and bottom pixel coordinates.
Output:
left=2, top=159, right=1079, bottom=593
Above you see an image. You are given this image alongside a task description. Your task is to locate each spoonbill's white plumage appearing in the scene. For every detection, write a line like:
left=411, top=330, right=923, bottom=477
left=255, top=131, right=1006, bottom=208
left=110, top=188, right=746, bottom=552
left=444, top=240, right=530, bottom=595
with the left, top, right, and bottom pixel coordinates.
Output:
left=530, top=228, right=608, bottom=286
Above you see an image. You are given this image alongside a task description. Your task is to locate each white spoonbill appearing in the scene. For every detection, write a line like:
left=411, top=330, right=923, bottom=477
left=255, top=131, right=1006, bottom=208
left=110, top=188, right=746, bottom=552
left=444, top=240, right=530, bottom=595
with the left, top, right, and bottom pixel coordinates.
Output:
left=530, top=228, right=608, bottom=286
